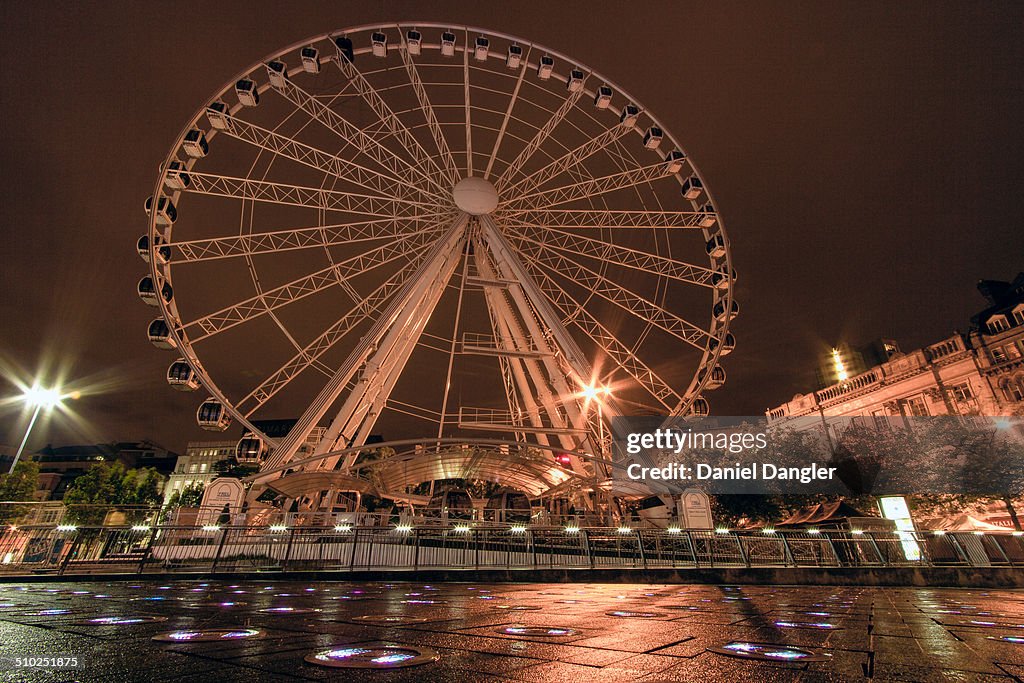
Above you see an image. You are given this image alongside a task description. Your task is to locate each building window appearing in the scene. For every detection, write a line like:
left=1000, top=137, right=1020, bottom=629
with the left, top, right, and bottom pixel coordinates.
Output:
left=905, top=396, right=929, bottom=417
left=1004, top=377, right=1024, bottom=402
left=199, top=463, right=208, bottom=473
left=991, top=347, right=1008, bottom=364
left=1013, top=306, right=1024, bottom=326
left=988, top=315, right=1009, bottom=334
left=949, top=383, right=974, bottom=402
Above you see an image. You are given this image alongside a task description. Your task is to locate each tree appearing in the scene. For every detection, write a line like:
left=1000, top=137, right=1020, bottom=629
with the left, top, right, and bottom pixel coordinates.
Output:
left=0, top=460, right=41, bottom=523
left=62, top=462, right=165, bottom=525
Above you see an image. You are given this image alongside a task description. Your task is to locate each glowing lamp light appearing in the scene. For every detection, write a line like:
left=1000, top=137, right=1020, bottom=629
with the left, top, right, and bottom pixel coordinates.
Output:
left=22, top=385, right=64, bottom=409
left=131, top=525, right=151, bottom=532
left=201, top=525, right=220, bottom=532
left=807, top=528, right=820, bottom=535
left=831, top=348, right=849, bottom=382
left=617, top=526, right=632, bottom=534
left=510, top=525, right=527, bottom=533
left=762, top=528, right=776, bottom=535
left=715, top=527, right=730, bottom=534
left=453, top=525, right=471, bottom=533
left=334, top=525, right=352, bottom=532
left=394, top=524, right=413, bottom=533
left=667, top=527, right=682, bottom=534
left=934, top=530, right=947, bottom=536
left=851, top=529, right=864, bottom=535
left=56, top=525, right=77, bottom=532
left=1013, top=531, right=1024, bottom=537
left=564, top=525, right=580, bottom=534
left=269, top=525, right=288, bottom=533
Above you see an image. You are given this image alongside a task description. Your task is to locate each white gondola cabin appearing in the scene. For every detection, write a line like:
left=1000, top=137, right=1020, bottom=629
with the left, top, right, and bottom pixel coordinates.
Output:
left=681, top=175, right=703, bottom=200
left=300, top=46, right=320, bottom=73
left=643, top=126, right=663, bottom=150
left=699, top=202, right=717, bottom=228
left=137, top=276, right=172, bottom=307
left=706, top=233, right=725, bottom=258
left=197, top=398, right=232, bottom=431
left=137, top=234, right=170, bottom=264
left=689, top=396, right=710, bottom=417
left=713, top=299, right=739, bottom=322
left=709, top=332, right=736, bottom=356
left=235, top=435, right=265, bottom=462
left=537, top=55, right=554, bottom=79
left=594, top=85, right=613, bottom=108
left=235, top=79, right=259, bottom=106
left=148, top=318, right=175, bottom=350
left=441, top=31, right=456, bottom=57
left=206, top=101, right=229, bottom=129
left=699, top=365, right=726, bottom=390
left=167, top=358, right=200, bottom=391
left=474, top=36, right=489, bottom=61
left=664, top=150, right=685, bottom=173
left=371, top=31, right=388, bottom=57
left=182, top=129, right=208, bottom=158
left=567, top=68, right=584, bottom=92
left=506, top=43, right=522, bottom=68
left=164, top=161, right=191, bottom=190
left=145, top=196, right=177, bottom=226
left=333, top=35, right=354, bottom=62
left=619, top=104, right=639, bottom=128
left=406, top=30, right=422, bottom=55
left=266, top=60, right=288, bottom=87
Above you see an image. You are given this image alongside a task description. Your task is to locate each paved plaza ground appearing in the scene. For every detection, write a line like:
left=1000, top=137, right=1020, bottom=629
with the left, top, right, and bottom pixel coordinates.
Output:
left=0, top=579, right=1023, bottom=681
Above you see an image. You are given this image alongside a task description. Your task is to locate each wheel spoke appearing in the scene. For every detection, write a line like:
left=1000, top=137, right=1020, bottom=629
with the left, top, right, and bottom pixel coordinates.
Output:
left=513, top=238, right=714, bottom=350
left=171, top=214, right=450, bottom=263
left=494, top=68, right=591, bottom=190
left=272, top=78, right=446, bottom=194
left=498, top=120, right=634, bottom=197
left=184, top=172, right=435, bottom=216
left=215, top=112, right=443, bottom=202
left=180, top=226, right=443, bottom=343
left=329, top=51, right=449, bottom=190
left=237, top=260, right=431, bottom=415
left=502, top=221, right=717, bottom=286
left=484, top=45, right=532, bottom=179
left=398, top=31, right=462, bottom=187
left=501, top=160, right=678, bottom=211
left=499, top=208, right=708, bottom=229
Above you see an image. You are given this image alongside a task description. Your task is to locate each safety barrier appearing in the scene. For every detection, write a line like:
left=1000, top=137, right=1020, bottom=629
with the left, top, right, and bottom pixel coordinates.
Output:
left=1, top=524, right=1022, bottom=576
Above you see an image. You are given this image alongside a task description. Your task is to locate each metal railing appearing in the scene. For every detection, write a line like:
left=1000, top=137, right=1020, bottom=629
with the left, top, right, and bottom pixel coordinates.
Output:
left=1, top=523, right=1022, bottom=576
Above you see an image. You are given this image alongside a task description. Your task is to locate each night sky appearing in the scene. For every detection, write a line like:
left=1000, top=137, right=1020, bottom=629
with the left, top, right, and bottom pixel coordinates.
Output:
left=1, top=1, right=1022, bottom=455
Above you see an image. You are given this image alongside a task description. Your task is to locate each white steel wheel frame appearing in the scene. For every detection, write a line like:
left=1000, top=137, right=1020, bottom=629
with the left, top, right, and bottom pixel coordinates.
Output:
left=143, top=23, right=736, bottom=478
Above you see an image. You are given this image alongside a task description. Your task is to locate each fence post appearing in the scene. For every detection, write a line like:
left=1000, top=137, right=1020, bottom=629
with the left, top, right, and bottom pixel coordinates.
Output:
left=530, top=529, right=538, bottom=568
left=474, top=529, right=480, bottom=570
left=137, top=529, right=155, bottom=574
left=349, top=528, right=360, bottom=571
left=210, top=527, right=230, bottom=573
left=735, top=534, right=749, bottom=567
left=58, top=530, right=83, bottom=576
left=636, top=530, right=647, bottom=569
left=282, top=528, right=297, bottom=571
left=413, top=528, right=420, bottom=570
left=582, top=529, right=594, bottom=569
left=779, top=533, right=796, bottom=567
left=864, top=532, right=885, bottom=566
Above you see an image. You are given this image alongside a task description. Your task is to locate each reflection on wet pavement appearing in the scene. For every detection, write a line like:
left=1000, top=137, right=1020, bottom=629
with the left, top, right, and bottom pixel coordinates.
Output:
left=0, top=580, right=1022, bottom=680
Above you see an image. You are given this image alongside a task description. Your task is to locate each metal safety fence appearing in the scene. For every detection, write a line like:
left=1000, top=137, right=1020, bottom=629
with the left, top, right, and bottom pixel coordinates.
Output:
left=1, top=524, right=1023, bottom=576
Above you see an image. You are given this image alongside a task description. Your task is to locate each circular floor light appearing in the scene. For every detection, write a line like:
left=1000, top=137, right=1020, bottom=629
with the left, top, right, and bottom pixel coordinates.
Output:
left=305, top=644, right=439, bottom=669
left=606, top=610, right=667, bottom=618
left=708, top=641, right=828, bottom=662
left=492, top=604, right=541, bottom=611
left=351, top=615, right=430, bottom=624
left=498, top=626, right=579, bottom=637
left=153, top=628, right=265, bottom=642
left=260, top=607, right=321, bottom=615
left=76, top=616, right=168, bottom=625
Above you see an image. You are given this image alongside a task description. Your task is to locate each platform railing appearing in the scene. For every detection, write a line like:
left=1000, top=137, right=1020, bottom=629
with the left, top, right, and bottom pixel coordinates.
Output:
left=1, top=524, right=1022, bottom=576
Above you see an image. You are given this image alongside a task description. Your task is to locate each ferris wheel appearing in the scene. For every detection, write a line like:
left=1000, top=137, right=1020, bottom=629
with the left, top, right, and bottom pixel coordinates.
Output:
left=137, top=23, right=736, bottom=493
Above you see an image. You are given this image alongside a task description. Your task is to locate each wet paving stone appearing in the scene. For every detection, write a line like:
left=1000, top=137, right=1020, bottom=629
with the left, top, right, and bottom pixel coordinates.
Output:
left=0, top=581, right=1022, bottom=681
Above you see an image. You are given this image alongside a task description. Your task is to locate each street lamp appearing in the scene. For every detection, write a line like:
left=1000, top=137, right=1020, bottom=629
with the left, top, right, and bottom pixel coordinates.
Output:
left=10, top=384, right=66, bottom=473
